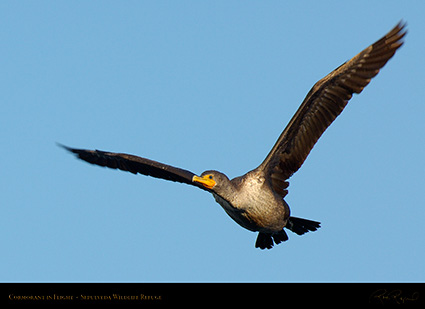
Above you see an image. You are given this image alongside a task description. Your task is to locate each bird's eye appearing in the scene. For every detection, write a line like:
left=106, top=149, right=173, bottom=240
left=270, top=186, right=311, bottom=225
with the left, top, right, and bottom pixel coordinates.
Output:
left=209, top=175, right=213, bottom=179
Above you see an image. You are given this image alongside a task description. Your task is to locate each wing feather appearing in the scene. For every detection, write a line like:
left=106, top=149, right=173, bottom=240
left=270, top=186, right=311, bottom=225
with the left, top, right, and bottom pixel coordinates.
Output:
left=258, top=22, right=406, bottom=197
left=59, top=144, right=209, bottom=191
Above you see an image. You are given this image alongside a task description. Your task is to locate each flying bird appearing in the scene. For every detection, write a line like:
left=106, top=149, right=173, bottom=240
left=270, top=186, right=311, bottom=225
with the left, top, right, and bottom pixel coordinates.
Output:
left=61, top=22, right=406, bottom=249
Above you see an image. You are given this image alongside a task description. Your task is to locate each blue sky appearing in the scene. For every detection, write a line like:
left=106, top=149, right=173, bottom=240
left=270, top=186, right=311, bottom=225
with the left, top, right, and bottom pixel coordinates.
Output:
left=1, top=1, right=424, bottom=282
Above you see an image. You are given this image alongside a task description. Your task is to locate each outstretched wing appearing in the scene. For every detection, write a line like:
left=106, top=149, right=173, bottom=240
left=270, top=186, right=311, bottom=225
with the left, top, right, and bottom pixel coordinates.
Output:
left=258, top=22, right=406, bottom=197
left=59, top=144, right=209, bottom=191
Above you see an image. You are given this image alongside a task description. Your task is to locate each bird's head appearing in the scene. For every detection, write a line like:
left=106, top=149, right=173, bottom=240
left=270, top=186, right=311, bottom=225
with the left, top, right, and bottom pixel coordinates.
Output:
left=192, top=170, right=230, bottom=191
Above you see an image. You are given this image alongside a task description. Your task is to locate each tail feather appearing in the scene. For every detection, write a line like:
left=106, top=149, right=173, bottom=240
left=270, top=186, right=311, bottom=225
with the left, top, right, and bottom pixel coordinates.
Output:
left=254, top=217, right=320, bottom=249
left=286, top=217, right=321, bottom=235
left=255, top=230, right=288, bottom=250
left=255, top=232, right=274, bottom=249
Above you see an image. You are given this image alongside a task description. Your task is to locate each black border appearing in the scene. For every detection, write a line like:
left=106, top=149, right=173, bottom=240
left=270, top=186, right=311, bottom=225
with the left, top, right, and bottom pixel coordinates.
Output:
left=3, top=283, right=424, bottom=306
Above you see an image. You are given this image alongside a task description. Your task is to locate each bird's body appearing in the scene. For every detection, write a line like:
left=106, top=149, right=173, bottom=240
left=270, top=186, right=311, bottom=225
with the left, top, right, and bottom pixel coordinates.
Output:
left=61, top=22, right=406, bottom=249
left=211, top=170, right=289, bottom=233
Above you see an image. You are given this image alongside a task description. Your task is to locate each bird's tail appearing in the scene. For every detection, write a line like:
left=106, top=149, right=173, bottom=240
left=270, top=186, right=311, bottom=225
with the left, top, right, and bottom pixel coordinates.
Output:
left=286, top=216, right=321, bottom=235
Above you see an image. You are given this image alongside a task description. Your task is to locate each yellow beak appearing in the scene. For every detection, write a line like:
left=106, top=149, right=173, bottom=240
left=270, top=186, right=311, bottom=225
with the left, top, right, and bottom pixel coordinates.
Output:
left=192, top=175, right=216, bottom=189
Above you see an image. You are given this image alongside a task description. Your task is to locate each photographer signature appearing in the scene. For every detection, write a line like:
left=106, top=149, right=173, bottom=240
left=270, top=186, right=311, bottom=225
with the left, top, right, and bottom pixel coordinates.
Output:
left=369, top=289, right=419, bottom=305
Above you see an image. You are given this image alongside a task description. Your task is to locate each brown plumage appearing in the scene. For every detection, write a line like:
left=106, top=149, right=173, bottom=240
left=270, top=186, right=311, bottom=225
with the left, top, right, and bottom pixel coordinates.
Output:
left=61, top=22, right=406, bottom=249
left=260, top=22, right=406, bottom=199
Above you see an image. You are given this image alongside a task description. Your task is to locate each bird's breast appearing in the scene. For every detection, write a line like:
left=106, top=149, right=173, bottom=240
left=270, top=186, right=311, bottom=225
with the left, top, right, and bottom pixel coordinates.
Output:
left=212, top=180, right=289, bottom=233
left=212, top=193, right=259, bottom=232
